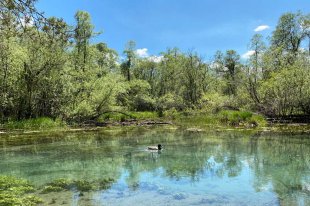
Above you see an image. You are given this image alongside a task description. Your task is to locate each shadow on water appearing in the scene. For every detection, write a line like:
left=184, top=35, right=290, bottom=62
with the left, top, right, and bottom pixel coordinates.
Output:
left=0, top=127, right=309, bottom=205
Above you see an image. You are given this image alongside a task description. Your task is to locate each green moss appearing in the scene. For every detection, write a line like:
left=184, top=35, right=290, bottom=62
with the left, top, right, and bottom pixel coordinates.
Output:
left=98, top=178, right=115, bottom=190
left=41, top=178, right=116, bottom=193
left=41, top=178, right=72, bottom=193
left=0, top=176, right=34, bottom=194
left=41, top=185, right=64, bottom=193
left=0, top=176, right=42, bottom=206
left=74, top=180, right=94, bottom=192
left=48, top=178, right=71, bottom=189
left=22, top=195, right=44, bottom=205
left=0, top=193, right=23, bottom=206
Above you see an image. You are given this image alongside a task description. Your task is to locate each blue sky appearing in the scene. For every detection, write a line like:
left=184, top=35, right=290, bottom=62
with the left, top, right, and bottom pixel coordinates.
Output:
left=37, top=0, right=309, bottom=60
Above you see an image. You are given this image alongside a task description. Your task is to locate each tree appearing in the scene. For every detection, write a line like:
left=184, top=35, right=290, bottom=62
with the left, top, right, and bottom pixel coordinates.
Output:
left=182, top=51, right=208, bottom=106
left=0, top=0, right=40, bottom=29
left=133, top=58, right=158, bottom=96
left=214, top=50, right=241, bottom=95
left=74, top=10, right=94, bottom=72
left=0, top=15, right=25, bottom=121
left=122, top=40, right=136, bottom=81
left=245, top=34, right=266, bottom=106
left=271, top=12, right=309, bottom=66
left=18, top=25, right=69, bottom=119
left=95, top=42, right=118, bottom=76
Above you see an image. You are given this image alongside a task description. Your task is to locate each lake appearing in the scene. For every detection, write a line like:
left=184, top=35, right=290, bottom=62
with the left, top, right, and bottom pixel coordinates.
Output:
left=0, top=127, right=309, bottom=205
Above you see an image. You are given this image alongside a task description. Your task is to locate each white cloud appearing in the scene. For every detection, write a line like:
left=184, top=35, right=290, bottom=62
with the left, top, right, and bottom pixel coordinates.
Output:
left=254, top=25, right=270, bottom=32
left=209, top=62, right=220, bottom=70
left=136, top=48, right=149, bottom=58
left=242, top=50, right=255, bottom=59
left=148, top=55, right=164, bottom=63
left=135, top=48, right=163, bottom=63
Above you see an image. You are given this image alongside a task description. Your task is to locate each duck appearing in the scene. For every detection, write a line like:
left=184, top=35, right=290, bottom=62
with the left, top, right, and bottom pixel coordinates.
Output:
left=147, top=144, right=162, bottom=151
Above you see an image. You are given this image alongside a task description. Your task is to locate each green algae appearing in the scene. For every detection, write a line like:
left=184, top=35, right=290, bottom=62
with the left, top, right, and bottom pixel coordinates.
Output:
left=0, top=176, right=43, bottom=206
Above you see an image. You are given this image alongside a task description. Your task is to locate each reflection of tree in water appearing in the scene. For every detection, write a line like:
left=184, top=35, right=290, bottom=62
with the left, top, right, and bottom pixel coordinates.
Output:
left=250, top=135, right=310, bottom=206
left=122, top=131, right=247, bottom=184
left=213, top=134, right=247, bottom=178
left=1, top=128, right=309, bottom=205
left=118, top=130, right=309, bottom=205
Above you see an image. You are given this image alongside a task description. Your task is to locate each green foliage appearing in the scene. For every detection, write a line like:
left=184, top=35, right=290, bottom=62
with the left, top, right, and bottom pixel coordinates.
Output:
left=218, top=110, right=266, bottom=127
left=0, top=2, right=309, bottom=127
left=117, top=79, right=155, bottom=111
left=163, top=108, right=180, bottom=119
left=259, top=56, right=310, bottom=115
left=64, top=73, right=125, bottom=121
left=200, top=93, right=231, bottom=113
left=214, top=50, right=241, bottom=96
left=130, top=111, right=159, bottom=119
left=4, top=117, right=65, bottom=130
left=100, top=111, right=159, bottom=122
left=156, top=93, right=185, bottom=111
left=271, top=12, right=307, bottom=54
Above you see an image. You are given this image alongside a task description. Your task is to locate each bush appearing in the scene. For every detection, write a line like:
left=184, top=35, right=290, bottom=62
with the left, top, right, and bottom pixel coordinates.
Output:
left=218, top=110, right=266, bottom=127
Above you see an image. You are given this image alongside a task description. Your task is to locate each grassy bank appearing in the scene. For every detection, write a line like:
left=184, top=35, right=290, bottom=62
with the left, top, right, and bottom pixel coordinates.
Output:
left=95, top=109, right=267, bottom=129
left=173, top=110, right=267, bottom=129
left=0, top=110, right=270, bottom=133
left=1, top=117, right=66, bottom=131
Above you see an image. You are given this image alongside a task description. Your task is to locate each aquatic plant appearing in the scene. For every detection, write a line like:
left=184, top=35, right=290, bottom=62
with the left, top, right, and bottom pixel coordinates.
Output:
left=40, top=178, right=116, bottom=193
left=0, top=176, right=43, bottom=206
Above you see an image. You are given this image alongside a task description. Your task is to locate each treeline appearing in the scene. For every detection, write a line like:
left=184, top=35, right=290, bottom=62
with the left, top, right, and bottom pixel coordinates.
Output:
left=0, top=0, right=309, bottom=123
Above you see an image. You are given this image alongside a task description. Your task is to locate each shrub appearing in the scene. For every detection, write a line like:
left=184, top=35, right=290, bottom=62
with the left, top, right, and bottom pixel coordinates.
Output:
left=218, top=110, right=266, bottom=127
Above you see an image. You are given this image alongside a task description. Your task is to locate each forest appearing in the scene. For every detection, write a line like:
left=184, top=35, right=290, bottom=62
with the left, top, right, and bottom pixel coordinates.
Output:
left=0, top=0, right=310, bottom=125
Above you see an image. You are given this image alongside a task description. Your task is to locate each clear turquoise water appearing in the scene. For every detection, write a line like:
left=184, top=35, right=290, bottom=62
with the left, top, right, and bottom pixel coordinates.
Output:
left=0, top=128, right=309, bottom=205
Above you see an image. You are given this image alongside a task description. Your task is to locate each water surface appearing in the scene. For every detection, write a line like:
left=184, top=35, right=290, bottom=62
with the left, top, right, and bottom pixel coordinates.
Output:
left=0, top=128, right=309, bottom=205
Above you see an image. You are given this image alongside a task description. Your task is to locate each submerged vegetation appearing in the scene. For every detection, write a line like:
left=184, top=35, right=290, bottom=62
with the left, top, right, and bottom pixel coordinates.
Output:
left=0, top=130, right=309, bottom=205
left=0, top=1, right=309, bottom=128
left=0, top=176, right=43, bottom=206
left=41, top=178, right=115, bottom=193
left=0, top=175, right=116, bottom=205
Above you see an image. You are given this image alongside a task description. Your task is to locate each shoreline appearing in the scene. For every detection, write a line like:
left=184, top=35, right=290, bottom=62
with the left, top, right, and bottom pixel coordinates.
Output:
left=1, top=119, right=310, bottom=136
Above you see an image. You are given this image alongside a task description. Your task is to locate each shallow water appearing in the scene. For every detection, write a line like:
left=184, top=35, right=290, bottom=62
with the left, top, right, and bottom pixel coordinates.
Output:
left=0, top=128, right=309, bottom=205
